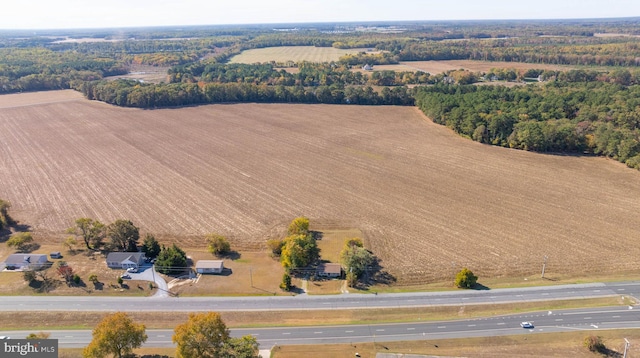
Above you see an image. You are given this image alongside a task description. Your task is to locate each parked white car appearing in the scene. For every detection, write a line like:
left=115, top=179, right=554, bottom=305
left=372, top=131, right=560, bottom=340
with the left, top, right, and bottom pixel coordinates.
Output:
left=126, top=267, right=138, bottom=273
left=520, top=321, right=534, bottom=328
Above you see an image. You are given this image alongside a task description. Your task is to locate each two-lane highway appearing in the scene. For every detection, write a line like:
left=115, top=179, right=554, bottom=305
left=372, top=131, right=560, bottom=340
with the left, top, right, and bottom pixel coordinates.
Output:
left=1, top=281, right=639, bottom=313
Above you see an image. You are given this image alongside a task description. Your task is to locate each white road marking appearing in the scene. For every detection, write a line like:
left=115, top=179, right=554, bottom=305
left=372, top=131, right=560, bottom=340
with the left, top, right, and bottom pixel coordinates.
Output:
left=345, top=330, right=354, bottom=333
left=468, top=324, right=476, bottom=327
left=555, top=319, right=563, bottom=321
left=314, top=332, right=323, bottom=334
left=497, top=322, right=505, bottom=325
left=282, top=332, right=290, bottom=335
left=407, top=328, right=415, bottom=331
left=437, top=326, right=446, bottom=329
left=376, top=329, right=385, bottom=332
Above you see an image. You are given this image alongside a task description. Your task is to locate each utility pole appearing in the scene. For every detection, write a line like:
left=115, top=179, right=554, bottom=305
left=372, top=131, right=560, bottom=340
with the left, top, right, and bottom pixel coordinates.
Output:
left=541, top=255, right=548, bottom=279
left=250, top=267, right=253, bottom=287
left=623, top=338, right=630, bottom=358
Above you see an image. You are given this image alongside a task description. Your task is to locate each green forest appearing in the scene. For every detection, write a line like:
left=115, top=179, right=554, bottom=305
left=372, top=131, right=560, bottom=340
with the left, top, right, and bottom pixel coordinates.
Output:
left=415, top=81, right=640, bottom=168
left=2, top=19, right=640, bottom=169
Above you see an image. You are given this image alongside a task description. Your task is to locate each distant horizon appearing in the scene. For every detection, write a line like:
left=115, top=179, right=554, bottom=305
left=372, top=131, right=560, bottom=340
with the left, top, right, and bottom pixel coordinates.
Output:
left=3, top=16, right=640, bottom=33
left=2, top=0, right=640, bottom=31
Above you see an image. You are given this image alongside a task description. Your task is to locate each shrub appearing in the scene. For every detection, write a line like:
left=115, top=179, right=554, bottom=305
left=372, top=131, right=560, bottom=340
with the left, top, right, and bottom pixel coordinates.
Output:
left=23, top=270, right=36, bottom=283
left=584, top=335, right=606, bottom=353
left=280, top=273, right=292, bottom=291
left=266, top=238, right=284, bottom=257
left=206, top=234, right=231, bottom=257
left=455, top=268, right=478, bottom=289
left=7, top=232, right=34, bottom=252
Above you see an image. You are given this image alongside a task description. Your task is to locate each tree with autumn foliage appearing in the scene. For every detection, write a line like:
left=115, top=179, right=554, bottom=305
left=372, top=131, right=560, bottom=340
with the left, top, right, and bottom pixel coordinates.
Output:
left=56, top=261, right=74, bottom=286
left=83, top=312, right=147, bottom=358
left=173, top=312, right=258, bottom=358
left=67, top=218, right=106, bottom=251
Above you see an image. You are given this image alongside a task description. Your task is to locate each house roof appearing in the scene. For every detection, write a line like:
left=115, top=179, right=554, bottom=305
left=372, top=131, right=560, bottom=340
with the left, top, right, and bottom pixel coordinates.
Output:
left=196, top=260, right=224, bottom=269
left=318, top=263, right=342, bottom=274
left=106, top=252, right=145, bottom=262
left=3, top=254, right=47, bottom=265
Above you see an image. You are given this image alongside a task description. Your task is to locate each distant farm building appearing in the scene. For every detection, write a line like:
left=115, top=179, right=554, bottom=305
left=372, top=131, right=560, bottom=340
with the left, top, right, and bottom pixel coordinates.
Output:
left=106, top=252, right=146, bottom=270
left=317, top=263, right=342, bottom=278
left=362, top=64, right=373, bottom=71
left=1, top=254, right=48, bottom=271
left=196, top=260, right=224, bottom=274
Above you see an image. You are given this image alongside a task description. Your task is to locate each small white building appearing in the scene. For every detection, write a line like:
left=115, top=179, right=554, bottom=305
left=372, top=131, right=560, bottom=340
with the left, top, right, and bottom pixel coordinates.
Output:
left=106, top=252, right=146, bottom=270
left=195, top=260, right=224, bottom=274
left=2, top=254, right=48, bottom=271
left=362, top=64, right=373, bottom=71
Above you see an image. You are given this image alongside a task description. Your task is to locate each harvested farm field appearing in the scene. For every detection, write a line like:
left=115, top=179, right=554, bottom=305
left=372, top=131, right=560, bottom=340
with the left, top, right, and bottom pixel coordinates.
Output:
left=229, top=46, right=367, bottom=64
left=2, top=91, right=640, bottom=284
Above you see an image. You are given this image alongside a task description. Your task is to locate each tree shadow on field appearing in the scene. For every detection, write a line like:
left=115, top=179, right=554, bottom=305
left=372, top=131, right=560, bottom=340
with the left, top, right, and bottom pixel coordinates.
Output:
left=0, top=220, right=32, bottom=242
left=0, top=228, right=10, bottom=242
left=311, top=230, right=323, bottom=240
left=221, top=250, right=241, bottom=260
left=289, top=286, right=305, bottom=295
left=472, top=282, right=491, bottom=290
left=11, top=222, right=31, bottom=233
left=360, top=257, right=397, bottom=289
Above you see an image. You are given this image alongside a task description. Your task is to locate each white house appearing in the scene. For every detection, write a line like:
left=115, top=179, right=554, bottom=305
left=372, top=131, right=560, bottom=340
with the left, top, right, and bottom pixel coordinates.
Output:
left=195, top=260, right=224, bottom=274
left=2, top=254, right=48, bottom=271
left=362, top=64, right=373, bottom=71
left=106, top=252, right=146, bottom=270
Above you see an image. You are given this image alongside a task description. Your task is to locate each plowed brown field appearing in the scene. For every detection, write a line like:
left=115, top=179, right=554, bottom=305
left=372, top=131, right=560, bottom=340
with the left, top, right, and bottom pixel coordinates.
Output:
left=2, top=91, right=640, bottom=284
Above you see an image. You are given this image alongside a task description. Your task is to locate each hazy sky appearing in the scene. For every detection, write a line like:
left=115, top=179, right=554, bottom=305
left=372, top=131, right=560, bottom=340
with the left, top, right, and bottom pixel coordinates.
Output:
left=2, top=0, right=639, bottom=30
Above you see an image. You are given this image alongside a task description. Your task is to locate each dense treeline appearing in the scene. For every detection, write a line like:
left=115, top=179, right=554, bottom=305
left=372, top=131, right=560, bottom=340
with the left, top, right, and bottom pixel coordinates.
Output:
left=0, top=48, right=127, bottom=93
left=169, top=62, right=431, bottom=87
left=385, top=38, right=640, bottom=67
left=73, top=79, right=414, bottom=107
left=414, top=82, right=640, bottom=169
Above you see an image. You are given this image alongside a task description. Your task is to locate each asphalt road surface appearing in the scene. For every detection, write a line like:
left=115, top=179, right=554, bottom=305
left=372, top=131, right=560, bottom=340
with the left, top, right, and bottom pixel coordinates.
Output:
left=2, top=306, right=639, bottom=348
left=0, top=281, right=638, bottom=313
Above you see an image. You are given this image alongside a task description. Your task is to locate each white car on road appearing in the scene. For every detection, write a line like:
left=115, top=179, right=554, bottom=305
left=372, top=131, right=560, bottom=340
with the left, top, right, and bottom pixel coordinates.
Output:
left=520, top=321, right=534, bottom=328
